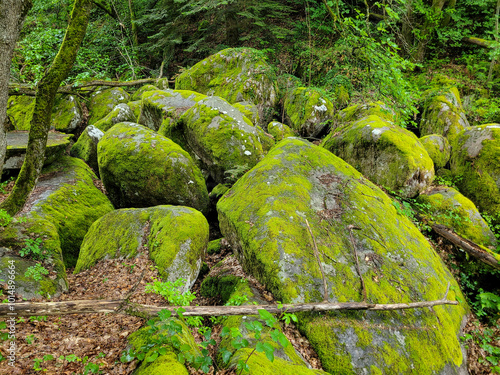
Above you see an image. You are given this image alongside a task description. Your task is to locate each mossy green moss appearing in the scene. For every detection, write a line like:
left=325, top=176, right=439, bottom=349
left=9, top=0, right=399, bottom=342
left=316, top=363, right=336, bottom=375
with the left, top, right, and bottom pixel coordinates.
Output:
left=180, top=96, right=266, bottom=184
left=76, top=205, right=208, bottom=287
left=0, top=218, right=68, bottom=298
left=336, top=101, right=396, bottom=125
left=127, top=100, right=142, bottom=121
left=93, top=103, right=135, bottom=132
left=321, top=114, right=434, bottom=198
left=420, top=87, right=469, bottom=143
left=217, top=138, right=467, bottom=373
left=417, top=187, right=497, bottom=248
left=51, top=94, right=82, bottom=132
left=450, top=124, right=500, bottom=224
left=28, top=156, right=114, bottom=267
left=200, top=275, right=240, bottom=303
left=207, top=238, right=223, bottom=255
left=233, top=101, right=260, bottom=125
left=284, top=87, right=334, bottom=137
left=419, top=134, right=451, bottom=170
left=131, top=84, right=158, bottom=101
left=88, top=87, right=130, bottom=125
left=70, top=125, right=103, bottom=173
left=6, top=95, right=35, bottom=130
left=97, top=122, right=209, bottom=212
left=175, top=48, right=278, bottom=125
left=267, top=121, right=296, bottom=142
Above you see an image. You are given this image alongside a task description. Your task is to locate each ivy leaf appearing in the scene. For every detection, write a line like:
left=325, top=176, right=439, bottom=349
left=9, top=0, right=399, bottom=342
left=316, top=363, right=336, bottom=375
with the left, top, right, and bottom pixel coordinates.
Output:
left=221, top=348, right=232, bottom=364
left=146, top=352, right=159, bottom=362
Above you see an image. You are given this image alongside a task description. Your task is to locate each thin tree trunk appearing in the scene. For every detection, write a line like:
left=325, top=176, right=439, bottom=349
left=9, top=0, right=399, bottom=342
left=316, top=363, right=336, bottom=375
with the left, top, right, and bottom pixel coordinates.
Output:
left=128, top=0, right=138, bottom=47
left=413, top=0, right=447, bottom=63
left=0, top=0, right=32, bottom=176
left=488, top=0, right=500, bottom=84
left=0, top=0, right=92, bottom=215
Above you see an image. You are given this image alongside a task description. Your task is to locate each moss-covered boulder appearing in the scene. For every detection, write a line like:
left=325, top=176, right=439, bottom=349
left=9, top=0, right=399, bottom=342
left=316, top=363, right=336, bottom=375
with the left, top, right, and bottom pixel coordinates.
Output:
left=0, top=218, right=68, bottom=299
left=233, top=101, right=260, bottom=125
left=175, top=48, right=278, bottom=125
left=417, top=187, right=497, bottom=248
left=131, top=84, right=158, bottom=101
left=284, top=87, right=334, bottom=137
left=51, top=94, right=83, bottom=132
left=125, top=317, right=199, bottom=375
left=7, top=94, right=83, bottom=133
left=179, top=96, right=267, bottom=184
left=93, top=103, right=136, bottom=133
left=6, top=95, right=35, bottom=130
left=420, top=87, right=470, bottom=143
left=97, top=122, right=209, bottom=212
left=127, top=100, right=142, bottom=121
left=420, top=134, right=451, bottom=170
left=138, top=89, right=206, bottom=131
left=337, top=101, right=396, bottom=125
left=449, top=124, right=500, bottom=224
left=88, top=87, right=130, bottom=125
left=267, top=121, right=296, bottom=142
left=217, top=138, right=468, bottom=374
left=321, top=115, right=435, bottom=197
left=75, top=206, right=208, bottom=288
left=5, top=131, right=72, bottom=170
left=24, top=156, right=114, bottom=267
left=70, top=125, right=104, bottom=173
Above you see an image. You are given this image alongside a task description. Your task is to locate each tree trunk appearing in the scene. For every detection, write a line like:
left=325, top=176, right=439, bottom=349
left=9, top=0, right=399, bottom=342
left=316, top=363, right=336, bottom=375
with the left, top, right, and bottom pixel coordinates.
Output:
left=413, top=0, right=447, bottom=63
left=128, top=0, right=138, bottom=47
left=0, top=0, right=32, bottom=177
left=0, top=0, right=92, bottom=215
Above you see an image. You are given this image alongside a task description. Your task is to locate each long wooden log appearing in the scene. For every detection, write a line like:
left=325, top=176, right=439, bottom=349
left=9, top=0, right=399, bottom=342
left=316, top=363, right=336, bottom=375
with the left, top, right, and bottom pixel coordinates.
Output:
left=462, top=37, right=493, bottom=49
left=0, top=296, right=458, bottom=318
left=432, top=224, right=500, bottom=270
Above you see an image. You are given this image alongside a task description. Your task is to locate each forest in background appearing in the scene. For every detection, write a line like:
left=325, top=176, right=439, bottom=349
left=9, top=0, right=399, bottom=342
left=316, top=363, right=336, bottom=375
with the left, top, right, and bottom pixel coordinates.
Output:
left=4, top=0, right=500, bottom=373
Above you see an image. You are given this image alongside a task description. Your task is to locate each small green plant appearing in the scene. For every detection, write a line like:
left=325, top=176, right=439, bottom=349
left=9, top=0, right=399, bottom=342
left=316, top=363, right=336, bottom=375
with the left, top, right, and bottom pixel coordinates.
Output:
left=33, top=354, right=54, bottom=371
left=145, top=278, right=196, bottom=306
left=26, top=334, right=36, bottom=344
left=0, top=177, right=13, bottom=194
left=224, top=164, right=249, bottom=184
left=29, top=316, right=47, bottom=322
left=20, top=238, right=45, bottom=260
left=0, top=209, right=13, bottom=227
left=25, top=263, right=49, bottom=281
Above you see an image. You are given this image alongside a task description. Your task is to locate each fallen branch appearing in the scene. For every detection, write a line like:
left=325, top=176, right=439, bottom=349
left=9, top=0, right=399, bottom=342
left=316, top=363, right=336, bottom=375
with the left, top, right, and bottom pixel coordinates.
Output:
left=8, top=78, right=173, bottom=97
left=432, top=224, right=500, bottom=270
left=305, top=218, right=329, bottom=302
left=0, top=287, right=457, bottom=318
left=462, top=37, right=494, bottom=49
left=348, top=224, right=367, bottom=302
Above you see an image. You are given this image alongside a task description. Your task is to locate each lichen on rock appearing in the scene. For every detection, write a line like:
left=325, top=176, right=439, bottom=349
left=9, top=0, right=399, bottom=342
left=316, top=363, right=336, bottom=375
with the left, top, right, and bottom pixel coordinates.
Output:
left=420, top=134, right=451, bottom=170
left=70, top=125, right=104, bottom=173
left=88, top=87, right=130, bottom=125
left=93, top=103, right=136, bottom=133
left=217, top=138, right=468, bottom=374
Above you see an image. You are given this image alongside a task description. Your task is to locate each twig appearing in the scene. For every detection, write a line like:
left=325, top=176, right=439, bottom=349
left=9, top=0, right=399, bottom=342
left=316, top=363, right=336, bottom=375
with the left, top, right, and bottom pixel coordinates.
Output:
left=305, top=219, right=329, bottom=302
left=348, top=224, right=367, bottom=302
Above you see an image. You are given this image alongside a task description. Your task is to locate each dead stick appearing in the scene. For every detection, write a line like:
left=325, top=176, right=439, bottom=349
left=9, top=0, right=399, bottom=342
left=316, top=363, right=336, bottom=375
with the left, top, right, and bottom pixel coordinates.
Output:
left=0, top=298, right=458, bottom=318
left=305, top=219, right=329, bottom=302
left=348, top=224, right=367, bottom=302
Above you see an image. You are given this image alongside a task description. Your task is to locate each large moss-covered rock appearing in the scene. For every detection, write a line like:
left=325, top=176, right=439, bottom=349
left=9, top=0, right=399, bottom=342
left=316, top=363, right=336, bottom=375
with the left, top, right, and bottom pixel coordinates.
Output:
left=337, top=101, right=396, bottom=125
left=138, top=89, right=207, bottom=132
left=70, top=125, right=104, bottom=173
left=24, top=156, right=114, bottom=267
left=420, top=87, right=470, bottom=143
left=7, top=94, right=83, bottom=133
left=449, top=124, right=500, bottom=224
left=179, top=96, right=267, bottom=184
left=75, top=206, right=208, bottom=289
left=267, top=121, right=296, bottom=142
left=175, top=48, right=278, bottom=125
left=284, top=87, right=334, bottom=137
left=217, top=138, right=468, bottom=374
left=93, top=103, right=136, bottom=132
left=417, top=187, right=497, bottom=248
left=420, top=134, right=451, bottom=170
left=88, top=87, right=130, bottom=125
left=127, top=100, right=142, bottom=121
left=233, top=101, right=260, bottom=126
left=51, top=94, right=83, bottom=132
left=0, top=218, right=68, bottom=299
left=321, top=115, right=435, bottom=197
left=98, top=122, right=209, bottom=212
left=5, top=131, right=72, bottom=170
left=131, top=84, right=158, bottom=101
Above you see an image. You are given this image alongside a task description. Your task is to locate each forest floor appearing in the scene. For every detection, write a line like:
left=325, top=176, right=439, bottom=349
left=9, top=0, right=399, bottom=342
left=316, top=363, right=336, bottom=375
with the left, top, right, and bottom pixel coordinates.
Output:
left=0, top=169, right=498, bottom=374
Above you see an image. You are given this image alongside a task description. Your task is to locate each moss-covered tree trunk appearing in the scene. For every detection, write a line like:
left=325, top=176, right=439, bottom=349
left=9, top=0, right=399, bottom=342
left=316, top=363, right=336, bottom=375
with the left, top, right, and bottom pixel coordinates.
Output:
left=0, top=0, right=92, bottom=215
left=412, top=0, right=447, bottom=63
left=0, top=0, right=32, bottom=175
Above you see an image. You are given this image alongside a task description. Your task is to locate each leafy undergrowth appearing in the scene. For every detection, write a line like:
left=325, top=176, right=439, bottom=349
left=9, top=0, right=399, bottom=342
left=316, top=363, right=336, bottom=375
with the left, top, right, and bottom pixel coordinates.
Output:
left=0, top=240, right=323, bottom=374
